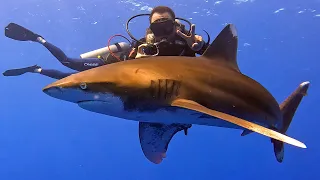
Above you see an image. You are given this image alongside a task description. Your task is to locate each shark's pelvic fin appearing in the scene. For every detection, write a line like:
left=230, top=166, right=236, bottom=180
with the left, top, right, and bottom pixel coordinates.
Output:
left=138, top=122, right=192, bottom=164
left=171, top=99, right=307, bottom=149
left=201, top=24, right=240, bottom=72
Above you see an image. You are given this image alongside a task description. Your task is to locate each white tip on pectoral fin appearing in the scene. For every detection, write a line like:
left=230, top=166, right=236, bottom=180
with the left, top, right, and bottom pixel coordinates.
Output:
left=171, top=99, right=307, bottom=149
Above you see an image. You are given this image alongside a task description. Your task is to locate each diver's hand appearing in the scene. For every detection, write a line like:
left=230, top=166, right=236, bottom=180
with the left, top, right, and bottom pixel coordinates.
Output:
left=135, top=44, right=157, bottom=59
left=176, top=24, right=204, bottom=52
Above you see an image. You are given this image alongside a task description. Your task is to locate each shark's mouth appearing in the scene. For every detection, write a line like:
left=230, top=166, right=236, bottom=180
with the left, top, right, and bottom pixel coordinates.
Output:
left=76, top=97, right=126, bottom=118
left=77, top=100, right=105, bottom=104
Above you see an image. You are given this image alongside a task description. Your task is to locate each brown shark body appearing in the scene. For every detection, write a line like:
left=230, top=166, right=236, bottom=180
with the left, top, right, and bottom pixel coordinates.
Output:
left=42, top=24, right=310, bottom=164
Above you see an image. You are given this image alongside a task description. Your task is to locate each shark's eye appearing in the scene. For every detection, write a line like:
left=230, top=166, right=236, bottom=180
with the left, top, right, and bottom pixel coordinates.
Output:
left=79, top=82, right=87, bottom=90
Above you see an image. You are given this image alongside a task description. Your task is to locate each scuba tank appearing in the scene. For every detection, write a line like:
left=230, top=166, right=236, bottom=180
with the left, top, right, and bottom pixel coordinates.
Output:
left=79, top=42, right=131, bottom=59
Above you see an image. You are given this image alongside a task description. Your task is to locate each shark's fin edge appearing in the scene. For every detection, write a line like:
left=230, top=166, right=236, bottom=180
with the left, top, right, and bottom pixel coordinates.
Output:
left=202, top=24, right=240, bottom=72
left=171, top=99, right=306, bottom=149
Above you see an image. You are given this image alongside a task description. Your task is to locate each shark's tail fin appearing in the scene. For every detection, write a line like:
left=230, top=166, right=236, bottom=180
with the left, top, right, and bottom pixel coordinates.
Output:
left=271, top=81, right=310, bottom=163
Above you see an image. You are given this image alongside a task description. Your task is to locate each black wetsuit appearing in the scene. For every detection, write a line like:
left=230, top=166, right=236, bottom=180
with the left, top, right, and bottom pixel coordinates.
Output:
left=128, top=35, right=208, bottom=59
left=38, top=41, right=129, bottom=79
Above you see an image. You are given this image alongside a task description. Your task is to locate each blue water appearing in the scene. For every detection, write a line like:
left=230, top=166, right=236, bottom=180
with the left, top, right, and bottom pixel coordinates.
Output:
left=1, top=0, right=319, bottom=179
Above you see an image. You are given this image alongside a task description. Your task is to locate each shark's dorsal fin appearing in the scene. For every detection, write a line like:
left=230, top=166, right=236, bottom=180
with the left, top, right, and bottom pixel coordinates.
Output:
left=171, top=99, right=307, bottom=149
left=202, top=24, right=240, bottom=72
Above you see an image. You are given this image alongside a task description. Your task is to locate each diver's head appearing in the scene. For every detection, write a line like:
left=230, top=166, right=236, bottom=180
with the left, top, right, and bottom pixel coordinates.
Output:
left=148, top=6, right=177, bottom=42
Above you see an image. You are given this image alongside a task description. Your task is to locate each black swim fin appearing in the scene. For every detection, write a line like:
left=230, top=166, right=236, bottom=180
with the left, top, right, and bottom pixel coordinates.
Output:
left=5, top=23, right=40, bottom=42
left=3, top=65, right=40, bottom=76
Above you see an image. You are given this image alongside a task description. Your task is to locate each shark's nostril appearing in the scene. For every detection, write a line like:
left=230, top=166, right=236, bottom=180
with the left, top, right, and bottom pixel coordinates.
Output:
left=44, top=87, right=63, bottom=94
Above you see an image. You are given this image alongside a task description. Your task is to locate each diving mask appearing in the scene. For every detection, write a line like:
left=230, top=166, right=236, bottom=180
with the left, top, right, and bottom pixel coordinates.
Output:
left=149, top=18, right=175, bottom=37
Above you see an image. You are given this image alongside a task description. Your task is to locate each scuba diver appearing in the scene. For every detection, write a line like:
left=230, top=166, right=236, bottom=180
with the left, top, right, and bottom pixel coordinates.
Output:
left=3, top=5, right=210, bottom=80
left=127, top=6, right=210, bottom=59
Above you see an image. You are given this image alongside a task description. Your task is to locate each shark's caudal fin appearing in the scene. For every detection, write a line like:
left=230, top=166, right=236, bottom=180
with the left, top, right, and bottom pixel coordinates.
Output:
left=201, top=24, right=240, bottom=72
left=171, top=99, right=307, bottom=149
left=271, top=81, right=310, bottom=163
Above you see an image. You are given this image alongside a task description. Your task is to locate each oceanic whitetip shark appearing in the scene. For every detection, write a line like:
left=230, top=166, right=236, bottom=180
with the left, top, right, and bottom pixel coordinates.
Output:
left=42, top=24, right=310, bottom=164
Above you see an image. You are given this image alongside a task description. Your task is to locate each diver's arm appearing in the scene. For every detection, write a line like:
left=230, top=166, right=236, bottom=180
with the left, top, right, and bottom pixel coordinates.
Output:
left=128, top=38, right=145, bottom=59
left=177, top=24, right=209, bottom=55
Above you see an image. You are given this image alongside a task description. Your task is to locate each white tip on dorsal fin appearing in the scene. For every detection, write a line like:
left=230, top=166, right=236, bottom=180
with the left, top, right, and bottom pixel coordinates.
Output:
left=202, top=24, right=240, bottom=72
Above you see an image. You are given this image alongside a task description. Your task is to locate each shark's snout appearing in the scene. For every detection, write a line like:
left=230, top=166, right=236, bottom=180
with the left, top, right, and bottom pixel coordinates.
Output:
left=42, top=78, right=74, bottom=92
left=43, top=86, right=63, bottom=95
left=43, top=85, right=86, bottom=103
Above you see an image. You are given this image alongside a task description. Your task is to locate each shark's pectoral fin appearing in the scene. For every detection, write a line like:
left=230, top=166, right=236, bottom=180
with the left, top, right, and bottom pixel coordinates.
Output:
left=171, top=99, right=307, bottom=149
left=139, top=122, right=192, bottom=164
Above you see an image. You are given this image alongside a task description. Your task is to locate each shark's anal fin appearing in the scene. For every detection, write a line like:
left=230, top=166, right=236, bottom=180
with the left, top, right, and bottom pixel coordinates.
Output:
left=139, top=122, right=192, bottom=164
left=171, top=99, right=307, bottom=149
left=202, top=24, right=240, bottom=72
left=241, top=130, right=253, bottom=136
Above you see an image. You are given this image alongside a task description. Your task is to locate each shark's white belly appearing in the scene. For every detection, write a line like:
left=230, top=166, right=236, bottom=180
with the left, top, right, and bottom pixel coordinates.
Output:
left=78, top=99, right=244, bottom=130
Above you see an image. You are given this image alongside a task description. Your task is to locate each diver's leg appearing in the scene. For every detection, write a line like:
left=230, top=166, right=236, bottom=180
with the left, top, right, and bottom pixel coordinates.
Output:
left=3, top=65, right=74, bottom=80
left=36, top=68, right=75, bottom=80
left=5, top=23, right=106, bottom=71
left=35, top=37, right=106, bottom=71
